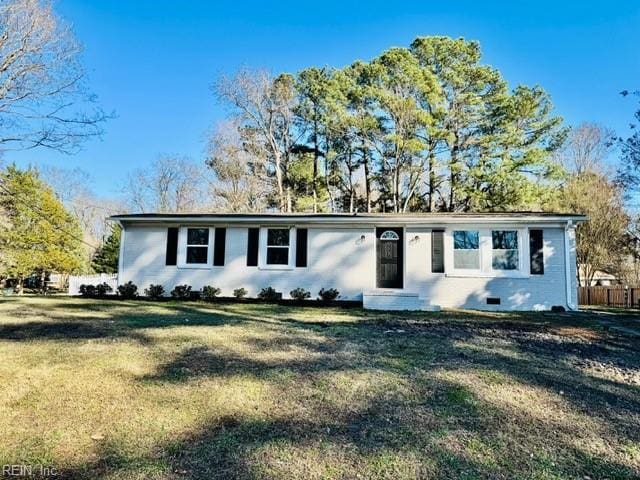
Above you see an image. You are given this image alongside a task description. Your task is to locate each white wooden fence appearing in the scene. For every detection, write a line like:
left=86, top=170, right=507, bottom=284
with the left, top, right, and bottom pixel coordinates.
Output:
left=68, top=274, right=118, bottom=296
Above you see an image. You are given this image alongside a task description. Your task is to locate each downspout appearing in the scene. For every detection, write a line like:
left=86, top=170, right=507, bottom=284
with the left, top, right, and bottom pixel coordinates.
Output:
left=564, top=220, right=576, bottom=311
left=116, top=220, right=126, bottom=288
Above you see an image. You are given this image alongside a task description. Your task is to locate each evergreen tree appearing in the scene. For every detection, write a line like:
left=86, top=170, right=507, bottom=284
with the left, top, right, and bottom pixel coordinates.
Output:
left=91, top=224, right=121, bottom=273
left=212, top=36, right=567, bottom=213
left=0, top=165, right=84, bottom=292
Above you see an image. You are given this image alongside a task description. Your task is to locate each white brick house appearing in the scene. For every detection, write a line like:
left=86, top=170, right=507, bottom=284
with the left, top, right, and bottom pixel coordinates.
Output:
left=111, top=212, right=586, bottom=311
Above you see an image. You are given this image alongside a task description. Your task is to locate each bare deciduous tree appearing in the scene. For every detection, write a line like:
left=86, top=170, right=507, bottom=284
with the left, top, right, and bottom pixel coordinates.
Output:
left=123, top=155, right=207, bottom=213
left=558, top=172, right=629, bottom=286
left=554, top=123, right=614, bottom=175
left=206, top=120, right=269, bottom=212
left=41, top=165, right=124, bottom=271
left=213, top=68, right=297, bottom=212
left=0, top=0, right=107, bottom=153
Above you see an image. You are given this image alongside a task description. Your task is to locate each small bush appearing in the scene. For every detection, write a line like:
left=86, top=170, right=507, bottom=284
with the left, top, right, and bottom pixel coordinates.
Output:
left=171, top=284, right=192, bottom=300
left=318, top=288, right=339, bottom=302
left=144, top=284, right=165, bottom=300
left=117, top=281, right=138, bottom=299
left=290, top=287, right=311, bottom=301
left=257, top=286, right=281, bottom=302
left=79, top=284, right=96, bottom=297
left=95, top=282, right=113, bottom=297
left=201, top=285, right=221, bottom=301
left=233, top=287, right=247, bottom=299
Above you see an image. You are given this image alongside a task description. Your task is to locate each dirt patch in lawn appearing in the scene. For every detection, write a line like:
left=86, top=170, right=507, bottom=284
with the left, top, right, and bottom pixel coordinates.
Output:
left=0, top=297, right=638, bottom=479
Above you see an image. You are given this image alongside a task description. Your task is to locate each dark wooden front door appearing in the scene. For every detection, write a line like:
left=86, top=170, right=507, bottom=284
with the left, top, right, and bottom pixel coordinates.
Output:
left=376, top=227, right=403, bottom=288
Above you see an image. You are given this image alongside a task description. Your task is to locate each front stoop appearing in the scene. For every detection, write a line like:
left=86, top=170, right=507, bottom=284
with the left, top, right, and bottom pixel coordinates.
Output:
left=362, top=290, right=441, bottom=311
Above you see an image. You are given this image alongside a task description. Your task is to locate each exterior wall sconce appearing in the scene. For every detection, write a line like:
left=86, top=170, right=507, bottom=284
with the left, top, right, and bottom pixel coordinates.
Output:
left=356, top=234, right=366, bottom=245
left=409, top=235, right=420, bottom=245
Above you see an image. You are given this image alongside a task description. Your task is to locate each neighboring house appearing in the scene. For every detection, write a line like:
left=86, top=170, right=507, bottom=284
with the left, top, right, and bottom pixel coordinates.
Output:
left=578, top=267, right=618, bottom=286
left=111, top=212, right=586, bottom=311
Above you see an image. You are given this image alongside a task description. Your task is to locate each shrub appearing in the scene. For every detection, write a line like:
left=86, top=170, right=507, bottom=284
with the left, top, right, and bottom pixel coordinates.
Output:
left=318, top=288, right=339, bottom=302
left=233, top=287, right=247, bottom=299
left=257, top=286, right=280, bottom=302
left=171, top=284, right=192, bottom=300
left=95, top=282, right=113, bottom=297
left=117, top=281, right=138, bottom=299
left=144, top=284, right=164, bottom=300
left=201, top=285, right=221, bottom=301
left=290, top=287, right=311, bottom=301
left=79, top=284, right=96, bottom=297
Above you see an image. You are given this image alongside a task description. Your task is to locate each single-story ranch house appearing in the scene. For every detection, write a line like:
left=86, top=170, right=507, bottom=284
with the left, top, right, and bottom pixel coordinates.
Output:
left=111, top=212, right=586, bottom=311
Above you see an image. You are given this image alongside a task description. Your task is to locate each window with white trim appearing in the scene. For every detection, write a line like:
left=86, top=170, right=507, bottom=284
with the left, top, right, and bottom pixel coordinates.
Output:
left=266, top=228, right=290, bottom=265
left=453, top=230, right=480, bottom=270
left=186, top=228, right=209, bottom=264
left=492, top=230, right=518, bottom=270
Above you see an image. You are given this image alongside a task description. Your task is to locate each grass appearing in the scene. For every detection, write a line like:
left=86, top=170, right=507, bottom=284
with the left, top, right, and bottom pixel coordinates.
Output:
left=0, top=296, right=638, bottom=479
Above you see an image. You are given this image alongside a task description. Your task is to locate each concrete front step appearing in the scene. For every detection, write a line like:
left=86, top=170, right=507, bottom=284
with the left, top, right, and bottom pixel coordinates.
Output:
left=362, top=290, right=441, bottom=312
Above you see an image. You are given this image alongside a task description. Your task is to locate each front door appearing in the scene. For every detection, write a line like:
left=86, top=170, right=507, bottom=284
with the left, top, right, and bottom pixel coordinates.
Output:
left=376, top=227, right=403, bottom=288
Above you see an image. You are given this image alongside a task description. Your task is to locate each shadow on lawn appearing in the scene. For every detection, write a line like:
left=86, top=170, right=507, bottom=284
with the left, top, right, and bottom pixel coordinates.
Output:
left=59, top=378, right=638, bottom=480
left=3, top=299, right=640, bottom=479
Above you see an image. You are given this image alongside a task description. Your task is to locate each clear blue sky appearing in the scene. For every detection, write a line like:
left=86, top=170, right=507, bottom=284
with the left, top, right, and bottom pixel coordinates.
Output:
left=6, top=0, right=640, bottom=197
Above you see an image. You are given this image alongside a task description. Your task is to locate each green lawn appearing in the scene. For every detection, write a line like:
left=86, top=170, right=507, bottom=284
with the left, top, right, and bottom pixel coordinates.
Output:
left=0, top=297, right=638, bottom=480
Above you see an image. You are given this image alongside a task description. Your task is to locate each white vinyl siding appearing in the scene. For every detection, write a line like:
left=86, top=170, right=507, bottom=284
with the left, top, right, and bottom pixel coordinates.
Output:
left=120, top=223, right=575, bottom=310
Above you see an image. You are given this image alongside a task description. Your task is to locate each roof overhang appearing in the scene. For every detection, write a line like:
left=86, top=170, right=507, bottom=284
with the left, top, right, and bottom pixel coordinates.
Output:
left=110, top=212, right=587, bottom=227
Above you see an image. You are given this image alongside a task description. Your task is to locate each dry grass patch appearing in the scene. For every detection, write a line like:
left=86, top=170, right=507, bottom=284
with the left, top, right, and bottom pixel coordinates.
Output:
left=0, top=296, right=638, bottom=479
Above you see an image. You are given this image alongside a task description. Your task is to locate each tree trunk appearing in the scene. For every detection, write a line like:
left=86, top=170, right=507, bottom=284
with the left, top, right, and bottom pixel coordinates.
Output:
left=393, top=165, right=400, bottom=213
left=16, top=276, right=24, bottom=295
left=312, top=119, right=319, bottom=213
left=325, top=158, right=335, bottom=213
left=274, top=152, right=286, bottom=212
left=363, top=147, right=372, bottom=213
left=428, top=152, right=435, bottom=212
left=449, top=141, right=459, bottom=212
left=348, top=155, right=355, bottom=213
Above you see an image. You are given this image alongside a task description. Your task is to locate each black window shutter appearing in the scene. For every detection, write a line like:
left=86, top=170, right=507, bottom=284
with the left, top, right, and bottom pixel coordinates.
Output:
left=529, top=229, right=544, bottom=275
left=247, top=228, right=259, bottom=266
left=213, top=228, right=226, bottom=266
left=296, top=228, right=308, bottom=267
left=165, top=227, right=179, bottom=266
left=431, top=230, right=444, bottom=273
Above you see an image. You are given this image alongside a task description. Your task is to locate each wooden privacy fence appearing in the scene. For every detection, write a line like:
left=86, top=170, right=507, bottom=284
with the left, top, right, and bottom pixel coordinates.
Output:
left=68, top=274, right=118, bottom=296
left=578, top=286, right=640, bottom=308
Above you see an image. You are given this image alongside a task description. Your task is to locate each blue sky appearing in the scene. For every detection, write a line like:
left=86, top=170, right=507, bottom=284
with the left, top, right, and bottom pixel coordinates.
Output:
left=6, top=0, right=640, bottom=197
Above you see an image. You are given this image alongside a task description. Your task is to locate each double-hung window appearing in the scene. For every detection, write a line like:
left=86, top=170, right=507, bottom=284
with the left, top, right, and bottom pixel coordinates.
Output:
left=453, top=230, right=480, bottom=270
left=447, top=228, right=527, bottom=277
left=186, top=228, right=209, bottom=264
left=266, top=228, right=290, bottom=265
left=492, top=230, right=518, bottom=270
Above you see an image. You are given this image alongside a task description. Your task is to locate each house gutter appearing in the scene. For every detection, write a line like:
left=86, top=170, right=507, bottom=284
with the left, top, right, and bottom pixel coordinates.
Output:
left=564, top=220, right=577, bottom=311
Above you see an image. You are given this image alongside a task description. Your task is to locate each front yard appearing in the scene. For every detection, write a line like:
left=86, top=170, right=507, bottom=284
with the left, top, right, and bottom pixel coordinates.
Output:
left=0, top=297, right=638, bottom=479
